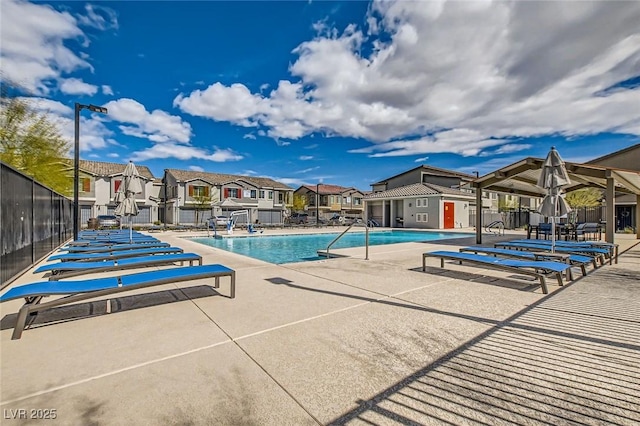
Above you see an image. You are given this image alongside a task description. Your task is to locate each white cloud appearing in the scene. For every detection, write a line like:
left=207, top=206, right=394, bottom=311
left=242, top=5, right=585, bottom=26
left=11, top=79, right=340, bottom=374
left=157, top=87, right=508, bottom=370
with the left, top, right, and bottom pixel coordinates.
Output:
left=104, top=98, right=193, bottom=144
left=76, top=4, right=118, bottom=31
left=173, top=0, right=640, bottom=158
left=299, top=155, right=314, bottom=160
left=0, top=0, right=117, bottom=95
left=18, top=97, right=73, bottom=116
left=15, top=96, right=114, bottom=152
left=131, top=143, right=243, bottom=162
left=414, top=157, right=429, bottom=163
left=59, top=78, right=98, bottom=95
left=492, top=144, right=533, bottom=155
left=243, top=133, right=257, bottom=140
left=102, top=85, right=114, bottom=96
left=189, top=165, right=204, bottom=172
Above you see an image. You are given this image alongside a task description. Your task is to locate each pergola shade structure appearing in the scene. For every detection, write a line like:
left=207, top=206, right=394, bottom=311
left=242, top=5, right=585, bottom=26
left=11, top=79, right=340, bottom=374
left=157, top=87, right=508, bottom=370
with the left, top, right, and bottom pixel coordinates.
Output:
left=472, top=157, right=640, bottom=244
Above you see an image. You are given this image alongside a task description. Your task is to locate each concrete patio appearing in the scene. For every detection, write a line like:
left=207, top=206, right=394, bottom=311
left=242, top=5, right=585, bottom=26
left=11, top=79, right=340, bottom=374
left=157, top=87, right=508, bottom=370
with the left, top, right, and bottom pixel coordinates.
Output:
left=1, top=228, right=639, bottom=425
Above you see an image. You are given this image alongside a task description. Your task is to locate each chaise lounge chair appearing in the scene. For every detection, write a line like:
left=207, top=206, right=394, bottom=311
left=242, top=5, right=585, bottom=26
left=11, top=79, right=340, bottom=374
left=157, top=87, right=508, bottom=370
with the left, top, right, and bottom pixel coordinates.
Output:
left=48, top=247, right=184, bottom=262
left=60, top=242, right=171, bottom=253
left=35, top=252, right=203, bottom=280
left=459, top=246, right=595, bottom=276
left=494, top=241, right=609, bottom=266
left=422, top=251, right=574, bottom=294
left=508, top=238, right=618, bottom=264
left=0, top=264, right=235, bottom=339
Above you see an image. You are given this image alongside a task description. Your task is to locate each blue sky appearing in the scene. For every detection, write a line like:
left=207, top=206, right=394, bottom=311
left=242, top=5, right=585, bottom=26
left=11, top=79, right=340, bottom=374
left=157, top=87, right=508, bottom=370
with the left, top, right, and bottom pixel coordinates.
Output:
left=2, top=0, right=639, bottom=191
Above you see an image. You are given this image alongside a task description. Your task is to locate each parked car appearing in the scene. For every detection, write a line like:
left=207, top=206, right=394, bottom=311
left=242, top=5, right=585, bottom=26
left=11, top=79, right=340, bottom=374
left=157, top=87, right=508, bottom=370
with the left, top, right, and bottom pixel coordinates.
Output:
left=329, top=215, right=362, bottom=226
left=289, top=213, right=308, bottom=224
left=209, top=216, right=229, bottom=227
left=97, top=215, right=120, bottom=228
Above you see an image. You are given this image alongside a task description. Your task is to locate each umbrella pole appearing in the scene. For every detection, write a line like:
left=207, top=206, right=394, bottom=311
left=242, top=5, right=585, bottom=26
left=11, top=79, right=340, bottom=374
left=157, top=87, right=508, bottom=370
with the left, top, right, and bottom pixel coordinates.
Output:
left=551, top=194, right=556, bottom=253
left=130, top=216, right=133, bottom=243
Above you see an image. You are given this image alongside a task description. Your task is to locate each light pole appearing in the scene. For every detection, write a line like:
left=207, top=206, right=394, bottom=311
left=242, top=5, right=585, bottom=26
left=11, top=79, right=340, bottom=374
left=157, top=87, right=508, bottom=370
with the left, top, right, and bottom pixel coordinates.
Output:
left=74, top=103, right=108, bottom=240
left=316, top=183, right=320, bottom=228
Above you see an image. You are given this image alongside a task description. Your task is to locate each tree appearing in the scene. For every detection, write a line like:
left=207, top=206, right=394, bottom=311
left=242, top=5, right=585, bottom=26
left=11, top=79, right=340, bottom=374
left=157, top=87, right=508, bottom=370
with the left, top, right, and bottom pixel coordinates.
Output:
left=193, top=194, right=213, bottom=225
left=0, top=86, right=72, bottom=195
left=565, top=188, right=602, bottom=208
left=292, top=194, right=307, bottom=212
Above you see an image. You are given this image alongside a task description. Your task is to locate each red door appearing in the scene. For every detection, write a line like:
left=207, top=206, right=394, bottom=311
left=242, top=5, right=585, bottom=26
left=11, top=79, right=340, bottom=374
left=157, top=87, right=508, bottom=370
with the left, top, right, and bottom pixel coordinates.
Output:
left=444, top=202, right=455, bottom=229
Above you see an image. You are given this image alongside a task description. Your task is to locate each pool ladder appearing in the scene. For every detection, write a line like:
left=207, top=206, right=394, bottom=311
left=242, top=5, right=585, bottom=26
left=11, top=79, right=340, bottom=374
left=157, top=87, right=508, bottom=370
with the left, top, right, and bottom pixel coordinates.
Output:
left=317, top=222, right=369, bottom=260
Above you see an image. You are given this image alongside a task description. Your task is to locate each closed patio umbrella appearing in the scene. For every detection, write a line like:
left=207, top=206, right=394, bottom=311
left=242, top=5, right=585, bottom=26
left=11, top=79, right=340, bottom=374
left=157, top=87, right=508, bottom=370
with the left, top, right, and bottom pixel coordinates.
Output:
left=114, top=161, right=143, bottom=242
left=537, top=147, right=572, bottom=252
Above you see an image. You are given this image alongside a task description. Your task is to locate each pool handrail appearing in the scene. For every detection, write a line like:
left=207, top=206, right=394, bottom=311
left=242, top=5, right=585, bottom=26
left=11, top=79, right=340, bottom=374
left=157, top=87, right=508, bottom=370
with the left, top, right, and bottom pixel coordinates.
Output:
left=319, top=221, right=369, bottom=260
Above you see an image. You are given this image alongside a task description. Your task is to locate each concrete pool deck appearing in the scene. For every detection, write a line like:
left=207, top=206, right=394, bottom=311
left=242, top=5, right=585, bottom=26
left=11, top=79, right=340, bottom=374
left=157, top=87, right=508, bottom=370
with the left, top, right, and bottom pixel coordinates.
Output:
left=1, top=227, right=639, bottom=425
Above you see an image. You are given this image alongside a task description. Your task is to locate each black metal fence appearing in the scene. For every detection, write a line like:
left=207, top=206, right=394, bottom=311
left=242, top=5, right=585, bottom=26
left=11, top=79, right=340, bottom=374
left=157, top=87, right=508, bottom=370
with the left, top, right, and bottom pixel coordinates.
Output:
left=1, top=162, right=73, bottom=288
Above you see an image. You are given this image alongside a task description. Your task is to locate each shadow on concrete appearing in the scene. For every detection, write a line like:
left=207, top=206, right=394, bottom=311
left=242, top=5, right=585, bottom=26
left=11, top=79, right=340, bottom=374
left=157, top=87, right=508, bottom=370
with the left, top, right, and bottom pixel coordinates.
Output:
left=322, top=279, right=640, bottom=425
left=0, top=285, right=220, bottom=333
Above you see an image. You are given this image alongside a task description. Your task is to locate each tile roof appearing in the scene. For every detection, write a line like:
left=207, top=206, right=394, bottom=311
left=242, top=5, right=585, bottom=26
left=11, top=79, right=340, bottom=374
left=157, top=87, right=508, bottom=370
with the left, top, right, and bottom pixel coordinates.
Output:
left=364, top=182, right=475, bottom=199
left=78, top=160, right=155, bottom=180
left=298, top=184, right=362, bottom=195
left=166, top=169, right=292, bottom=190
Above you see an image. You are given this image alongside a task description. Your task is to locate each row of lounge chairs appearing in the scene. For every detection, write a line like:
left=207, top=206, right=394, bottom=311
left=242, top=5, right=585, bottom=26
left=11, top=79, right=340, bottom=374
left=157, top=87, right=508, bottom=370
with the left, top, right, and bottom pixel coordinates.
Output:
left=1, top=230, right=235, bottom=340
left=422, top=238, right=617, bottom=294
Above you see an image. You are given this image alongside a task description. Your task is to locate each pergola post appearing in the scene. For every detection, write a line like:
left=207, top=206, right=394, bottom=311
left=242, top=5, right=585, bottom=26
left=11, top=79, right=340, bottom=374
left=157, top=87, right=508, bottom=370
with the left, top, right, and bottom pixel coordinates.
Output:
left=605, top=174, right=615, bottom=243
left=637, top=194, right=640, bottom=240
left=475, top=184, right=483, bottom=244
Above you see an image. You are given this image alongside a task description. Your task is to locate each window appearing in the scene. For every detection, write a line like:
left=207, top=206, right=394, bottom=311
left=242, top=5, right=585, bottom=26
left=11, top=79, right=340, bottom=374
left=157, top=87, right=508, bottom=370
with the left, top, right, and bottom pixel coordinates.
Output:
left=353, top=197, right=361, bottom=206
left=189, top=185, right=210, bottom=197
left=416, top=198, right=428, bottom=207
left=268, top=191, right=273, bottom=200
left=278, top=192, right=285, bottom=203
left=223, top=188, right=240, bottom=198
left=416, top=213, right=429, bottom=222
left=259, top=190, right=265, bottom=199
left=114, top=179, right=123, bottom=192
left=80, top=178, right=91, bottom=193
left=250, top=190, right=257, bottom=198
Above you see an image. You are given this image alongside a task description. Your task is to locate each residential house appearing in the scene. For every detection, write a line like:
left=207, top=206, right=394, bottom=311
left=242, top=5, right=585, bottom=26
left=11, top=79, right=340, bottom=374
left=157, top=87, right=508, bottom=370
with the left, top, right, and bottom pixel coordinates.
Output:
left=293, top=184, right=366, bottom=221
left=162, top=169, right=293, bottom=225
left=587, top=143, right=640, bottom=231
left=77, top=160, right=158, bottom=227
left=365, top=183, right=475, bottom=229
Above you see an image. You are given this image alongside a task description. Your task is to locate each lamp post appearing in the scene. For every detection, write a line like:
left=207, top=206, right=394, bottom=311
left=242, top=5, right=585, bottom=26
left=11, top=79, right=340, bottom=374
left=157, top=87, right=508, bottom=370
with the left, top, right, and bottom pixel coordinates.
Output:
left=316, top=183, right=320, bottom=228
left=73, top=103, right=108, bottom=240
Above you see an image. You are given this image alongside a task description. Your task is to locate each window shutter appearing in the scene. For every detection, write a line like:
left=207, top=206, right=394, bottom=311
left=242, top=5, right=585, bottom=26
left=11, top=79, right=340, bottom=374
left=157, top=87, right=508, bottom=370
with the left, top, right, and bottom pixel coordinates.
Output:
left=83, top=179, right=90, bottom=192
left=188, top=185, right=194, bottom=196
left=224, top=188, right=229, bottom=198
left=204, top=187, right=210, bottom=197
left=115, top=180, right=121, bottom=192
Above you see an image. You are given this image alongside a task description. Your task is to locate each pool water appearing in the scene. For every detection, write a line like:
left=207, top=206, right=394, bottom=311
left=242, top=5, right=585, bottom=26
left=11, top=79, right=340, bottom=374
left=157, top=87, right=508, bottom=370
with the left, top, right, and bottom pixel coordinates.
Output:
left=191, top=230, right=472, bottom=264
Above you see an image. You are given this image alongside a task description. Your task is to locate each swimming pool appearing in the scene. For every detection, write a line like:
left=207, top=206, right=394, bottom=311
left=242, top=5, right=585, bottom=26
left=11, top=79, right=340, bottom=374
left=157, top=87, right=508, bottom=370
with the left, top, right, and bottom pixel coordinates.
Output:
left=191, top=230, right=473, bottom=264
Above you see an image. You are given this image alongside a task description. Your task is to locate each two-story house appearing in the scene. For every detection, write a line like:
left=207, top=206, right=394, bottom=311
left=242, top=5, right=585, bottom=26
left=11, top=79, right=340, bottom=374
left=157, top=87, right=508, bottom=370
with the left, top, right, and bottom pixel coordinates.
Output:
left=162, top=169, right=293, bottom=226
left=293, top=184, right=366, bottom=221
left=77, top=160, right=158, bottom=227
left=366, top=165, right=490, bottom=229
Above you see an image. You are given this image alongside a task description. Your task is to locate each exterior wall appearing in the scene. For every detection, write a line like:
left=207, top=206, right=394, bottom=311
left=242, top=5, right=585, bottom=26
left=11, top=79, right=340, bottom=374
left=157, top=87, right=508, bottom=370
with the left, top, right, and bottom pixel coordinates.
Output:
left=402, top=196, right=440, bottom=229
left=452, top=199, right=470, bottom=228
left=420, top=175, right=462, bottom=188
left=385, top=169, right=424, bottom=190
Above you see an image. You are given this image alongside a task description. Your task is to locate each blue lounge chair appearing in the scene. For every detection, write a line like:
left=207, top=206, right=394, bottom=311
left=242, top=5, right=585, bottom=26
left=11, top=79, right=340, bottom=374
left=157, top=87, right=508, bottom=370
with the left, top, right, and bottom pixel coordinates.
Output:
left=494, top=241, right=609, bottom=266
left=459, top=246, right=595, bottom=275
left=35, top=253, right=203, bottom=280
left=0, top=264, right=235, bottom=339
left=510, top=239, right=618, bottom=264
left=60, top=242, right=170, bottom=253
left=422, top=251, right=574, bottom=294
left=48, top=247, right=183, bottom=262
